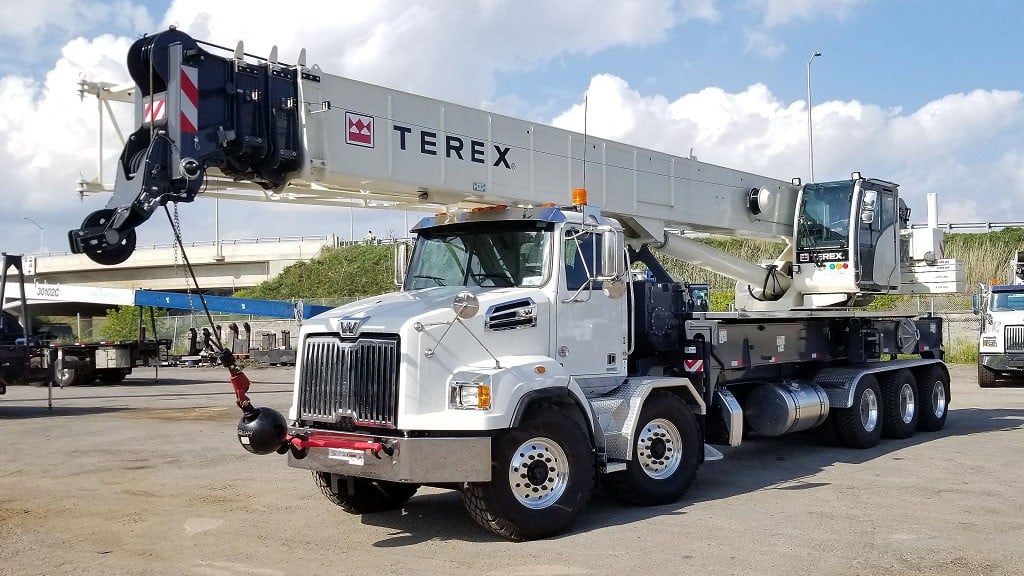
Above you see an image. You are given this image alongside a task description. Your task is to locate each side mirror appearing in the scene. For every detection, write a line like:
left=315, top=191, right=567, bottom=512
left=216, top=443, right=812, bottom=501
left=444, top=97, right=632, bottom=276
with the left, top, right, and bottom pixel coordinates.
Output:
left=452, top=292, right=480, bottom=319
left=860, top=189, right=877, bottom=224
left=972, top=293, right=980, bottom=315
left=394, top=242, right=410, bottom=287
left=598, top=227, right=626, bottom=280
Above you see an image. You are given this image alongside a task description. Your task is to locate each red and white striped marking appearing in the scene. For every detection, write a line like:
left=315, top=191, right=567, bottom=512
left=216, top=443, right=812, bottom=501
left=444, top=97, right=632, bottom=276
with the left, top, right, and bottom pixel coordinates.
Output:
left=142, top=98, right=165, bottom=124
left=180, top=66, right=199, bottom=133
left=683, top=359, right=703, bottom=373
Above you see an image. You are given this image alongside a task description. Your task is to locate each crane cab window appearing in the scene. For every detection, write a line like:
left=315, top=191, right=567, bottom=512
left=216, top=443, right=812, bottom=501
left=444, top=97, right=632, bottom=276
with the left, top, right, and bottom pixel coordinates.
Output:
left=797, top=181, right=854, bottom=250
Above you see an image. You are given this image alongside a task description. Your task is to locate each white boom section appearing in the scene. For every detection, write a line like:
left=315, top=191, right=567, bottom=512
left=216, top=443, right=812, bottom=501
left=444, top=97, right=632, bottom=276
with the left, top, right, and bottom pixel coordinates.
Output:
left=292, top=70, right=799, bottom=242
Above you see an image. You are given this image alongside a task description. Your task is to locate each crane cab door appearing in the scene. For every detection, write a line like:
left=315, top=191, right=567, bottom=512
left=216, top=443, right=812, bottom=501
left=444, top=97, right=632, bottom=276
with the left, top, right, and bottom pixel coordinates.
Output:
left=555, top=227, right=626, bottom=378
left=855, top=181, right=900, bottom=290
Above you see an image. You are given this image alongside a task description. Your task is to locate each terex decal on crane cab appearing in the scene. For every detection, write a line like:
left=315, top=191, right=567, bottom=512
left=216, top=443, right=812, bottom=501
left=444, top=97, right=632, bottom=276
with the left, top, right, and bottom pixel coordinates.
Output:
left=391, top=123, right=514, bottom=169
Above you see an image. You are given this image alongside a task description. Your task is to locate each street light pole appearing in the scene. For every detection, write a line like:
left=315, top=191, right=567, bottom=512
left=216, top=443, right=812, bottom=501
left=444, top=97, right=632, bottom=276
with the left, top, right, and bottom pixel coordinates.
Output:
left=807, top=50, right=822, bottom=183
left=23, top=217, right=43, bottom=253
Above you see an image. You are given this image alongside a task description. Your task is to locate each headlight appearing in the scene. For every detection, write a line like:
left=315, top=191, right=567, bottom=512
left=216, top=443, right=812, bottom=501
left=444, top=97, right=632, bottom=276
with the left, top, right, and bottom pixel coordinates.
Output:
left=449, top=382, right=492, bottom=410
left=982, top=336, right=998, bottom=347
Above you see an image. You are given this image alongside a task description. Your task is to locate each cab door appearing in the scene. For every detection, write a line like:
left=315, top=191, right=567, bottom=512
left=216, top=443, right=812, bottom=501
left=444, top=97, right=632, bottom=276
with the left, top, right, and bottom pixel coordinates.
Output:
left=554, top=227, right=626, bottom=377
left=855, top=182, right=899, bottom=290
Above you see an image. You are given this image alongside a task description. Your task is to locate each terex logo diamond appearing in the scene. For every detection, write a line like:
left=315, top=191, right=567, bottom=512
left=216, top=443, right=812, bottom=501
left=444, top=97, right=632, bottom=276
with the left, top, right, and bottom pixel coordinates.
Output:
left=346, top=111, right=374, bottom=148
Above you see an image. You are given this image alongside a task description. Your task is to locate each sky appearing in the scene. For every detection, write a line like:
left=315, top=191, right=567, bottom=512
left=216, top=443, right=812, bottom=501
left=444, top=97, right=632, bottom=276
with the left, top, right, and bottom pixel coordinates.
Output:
left=0, top=0, right=1021, bottom=258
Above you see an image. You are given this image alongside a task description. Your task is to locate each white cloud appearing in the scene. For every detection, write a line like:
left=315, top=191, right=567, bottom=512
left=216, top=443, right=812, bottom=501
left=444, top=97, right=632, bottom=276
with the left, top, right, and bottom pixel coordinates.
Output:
left=750, top=0, right=868, bottom=28
left=0, top=34, right=134, bottom=252
left=0, top=0, right=153, bottom=39
left=162, top=0, right=683, bottom=106
left=680, top=0, right=721, bottom=22
left=744, top=28, right=785, bottom=59
left=552, top=74, right=1024, bottom=225
left=741, top=0, right=866, bottom=59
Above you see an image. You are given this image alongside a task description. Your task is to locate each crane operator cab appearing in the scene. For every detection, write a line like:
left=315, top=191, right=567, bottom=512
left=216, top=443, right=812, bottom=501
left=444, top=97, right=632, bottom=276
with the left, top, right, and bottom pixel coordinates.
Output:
left=793, top=177, right=903, bottom=303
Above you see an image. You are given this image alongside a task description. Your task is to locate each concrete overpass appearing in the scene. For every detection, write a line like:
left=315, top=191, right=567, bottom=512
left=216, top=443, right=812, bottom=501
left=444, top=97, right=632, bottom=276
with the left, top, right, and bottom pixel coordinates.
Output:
left=25, top=235, right=343, bottom=293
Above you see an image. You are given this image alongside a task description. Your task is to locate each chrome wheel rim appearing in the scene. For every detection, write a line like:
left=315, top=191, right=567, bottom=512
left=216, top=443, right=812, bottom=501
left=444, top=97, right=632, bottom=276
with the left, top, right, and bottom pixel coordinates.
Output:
left=899, top=382, right=916, bottom=424
left=931, top=380, right=947, bottom=418
left=508, top=437, right=569, bottom=509
left=860, top=388, right=879, bottom=432
left=636, top=418, right=682, bottom=480
left=58, top=368, right=75, bottom=386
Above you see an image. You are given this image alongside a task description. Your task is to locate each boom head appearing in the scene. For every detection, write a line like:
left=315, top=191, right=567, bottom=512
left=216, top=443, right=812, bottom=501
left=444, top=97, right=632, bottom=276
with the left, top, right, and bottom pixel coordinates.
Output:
left=68, top=29, right=303, bottom=264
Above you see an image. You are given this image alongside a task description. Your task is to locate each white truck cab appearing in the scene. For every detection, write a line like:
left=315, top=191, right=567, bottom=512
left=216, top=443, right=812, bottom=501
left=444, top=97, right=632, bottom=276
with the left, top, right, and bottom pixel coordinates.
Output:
left=976, top=284, right=1024, bottom=387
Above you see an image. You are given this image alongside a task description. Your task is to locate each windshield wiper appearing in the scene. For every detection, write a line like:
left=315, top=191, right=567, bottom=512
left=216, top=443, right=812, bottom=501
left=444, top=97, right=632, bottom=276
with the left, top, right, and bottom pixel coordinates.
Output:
left=470, top=272, right=515, bottom=287
left=412, top=274, right=446, bottom=286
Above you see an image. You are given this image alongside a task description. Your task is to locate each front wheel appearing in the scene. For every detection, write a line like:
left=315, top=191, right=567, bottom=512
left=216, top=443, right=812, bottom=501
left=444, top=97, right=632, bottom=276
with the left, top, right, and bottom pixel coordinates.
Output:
left=833, top=375, right=883, bottom=449
left=313, top=472, right=418, bottom=514
left=462, top=403, right=593, bottom=541
left=603, top=391, right=701, bottom=505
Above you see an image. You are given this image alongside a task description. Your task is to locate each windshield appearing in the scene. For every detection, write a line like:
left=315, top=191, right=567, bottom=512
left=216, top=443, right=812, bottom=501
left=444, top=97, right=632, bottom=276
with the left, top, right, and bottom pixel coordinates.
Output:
left=991, top=291, right=1024, bottom=311
left=405, top=221, right=552, bottom=290
left=797, top=181, right=854, bottom=250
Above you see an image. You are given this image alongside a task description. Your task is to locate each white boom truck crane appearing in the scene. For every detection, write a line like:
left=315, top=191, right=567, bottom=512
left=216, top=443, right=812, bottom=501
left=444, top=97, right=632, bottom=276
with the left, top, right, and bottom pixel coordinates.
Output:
left=69, top=29, right=963, bottom=540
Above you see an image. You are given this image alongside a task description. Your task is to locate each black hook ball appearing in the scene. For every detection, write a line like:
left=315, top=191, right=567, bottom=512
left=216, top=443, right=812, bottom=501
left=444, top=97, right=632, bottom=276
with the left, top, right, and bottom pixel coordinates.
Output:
left=237, top=407, right=287, bottom=455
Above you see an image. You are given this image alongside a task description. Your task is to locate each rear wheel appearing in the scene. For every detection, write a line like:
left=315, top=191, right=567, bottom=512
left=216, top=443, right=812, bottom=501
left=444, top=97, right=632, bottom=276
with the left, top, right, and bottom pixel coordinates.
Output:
left=978, top=364, right=998, bottom=388
left=462, top=403, right=593, bottom=541
left=917, top=365, right=950, bottom=432
left=880, top=369, right=918, bottom=439
left=313, top=472, right=418, bottom=514
left=603, top=391, right=701, bottom=505
left=834, top=375, right=883, bottom=449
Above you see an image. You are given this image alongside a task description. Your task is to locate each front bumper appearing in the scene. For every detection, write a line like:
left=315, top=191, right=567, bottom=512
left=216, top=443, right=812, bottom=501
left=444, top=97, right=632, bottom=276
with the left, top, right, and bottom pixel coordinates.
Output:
left=979, top=353, right=1024, bottom=373
left=286, top=428, right=492, bottom=483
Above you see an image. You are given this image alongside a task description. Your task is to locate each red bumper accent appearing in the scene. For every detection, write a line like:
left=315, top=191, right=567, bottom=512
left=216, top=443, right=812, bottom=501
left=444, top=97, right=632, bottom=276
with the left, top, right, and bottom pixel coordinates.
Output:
left=287, top=434, right=384, bottom=456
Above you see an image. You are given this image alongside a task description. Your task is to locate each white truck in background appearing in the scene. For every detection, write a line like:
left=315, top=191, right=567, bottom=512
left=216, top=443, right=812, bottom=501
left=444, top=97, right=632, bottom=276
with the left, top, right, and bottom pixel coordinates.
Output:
left=71, top=29, right=963, bottom=540
left=975, top=251, right=1024, bottom=387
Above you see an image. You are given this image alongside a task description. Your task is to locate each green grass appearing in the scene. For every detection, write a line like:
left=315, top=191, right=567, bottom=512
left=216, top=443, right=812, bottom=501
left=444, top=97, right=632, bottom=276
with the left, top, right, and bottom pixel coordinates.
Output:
left=944, top=338, right=978, bottom=365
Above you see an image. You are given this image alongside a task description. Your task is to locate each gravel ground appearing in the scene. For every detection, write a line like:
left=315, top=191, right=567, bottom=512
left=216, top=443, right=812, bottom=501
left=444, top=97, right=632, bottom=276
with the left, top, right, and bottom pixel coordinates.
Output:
left=1, top=363, right=1022, bottom=576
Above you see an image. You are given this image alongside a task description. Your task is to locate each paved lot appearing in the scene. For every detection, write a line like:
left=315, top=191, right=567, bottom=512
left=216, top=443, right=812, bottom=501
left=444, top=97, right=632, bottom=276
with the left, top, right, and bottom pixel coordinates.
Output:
left=2, top=364, right=1023, bottom=576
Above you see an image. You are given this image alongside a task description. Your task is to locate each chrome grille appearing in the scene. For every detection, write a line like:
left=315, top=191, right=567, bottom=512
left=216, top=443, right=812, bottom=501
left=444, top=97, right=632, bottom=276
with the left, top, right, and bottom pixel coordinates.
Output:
left=1005, top=326, right=1024, bottom=353
left=299, top=335, right=399, bottom=428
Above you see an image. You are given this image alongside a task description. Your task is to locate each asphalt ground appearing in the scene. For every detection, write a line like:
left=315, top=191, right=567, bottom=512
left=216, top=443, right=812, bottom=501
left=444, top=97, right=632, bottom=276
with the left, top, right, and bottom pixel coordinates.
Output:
left=1, top=364, right=1022, bottom=576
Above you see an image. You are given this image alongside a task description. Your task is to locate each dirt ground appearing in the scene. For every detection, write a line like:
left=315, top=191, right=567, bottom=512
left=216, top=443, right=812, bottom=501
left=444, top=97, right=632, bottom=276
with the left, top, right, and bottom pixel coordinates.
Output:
left=2, top=364, right=1023, bottom=576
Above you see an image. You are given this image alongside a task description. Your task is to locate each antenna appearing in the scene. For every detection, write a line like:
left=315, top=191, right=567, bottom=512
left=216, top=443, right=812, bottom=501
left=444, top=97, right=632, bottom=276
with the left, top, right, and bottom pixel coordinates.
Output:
left=582, top=91, right=588, bottom=191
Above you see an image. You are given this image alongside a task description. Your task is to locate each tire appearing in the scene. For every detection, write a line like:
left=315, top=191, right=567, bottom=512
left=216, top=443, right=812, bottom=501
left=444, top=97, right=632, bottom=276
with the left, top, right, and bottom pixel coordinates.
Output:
left=603, top=391, right=701, bottom=505
left=462, top=403, right=593, bottom=541
left=978, top=364, right=998, bottom=388
left=97, top=370, right=130, bottom=384
left=54, top=367, right=78, bottom=387
left=833, top=375, right=883, bottom=449
left=880, top=369, right=919, bottom=439
left=917, top=365, right=950, bottom=432
left=25, top=357, right=45, bottom=387
left=313, top=472, right=418, bottom=514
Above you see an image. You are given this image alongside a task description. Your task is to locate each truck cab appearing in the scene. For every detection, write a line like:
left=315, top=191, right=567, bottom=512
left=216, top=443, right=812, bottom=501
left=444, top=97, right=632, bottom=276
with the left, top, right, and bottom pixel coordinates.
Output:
left=976, top=284, right=1024, bottom=387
